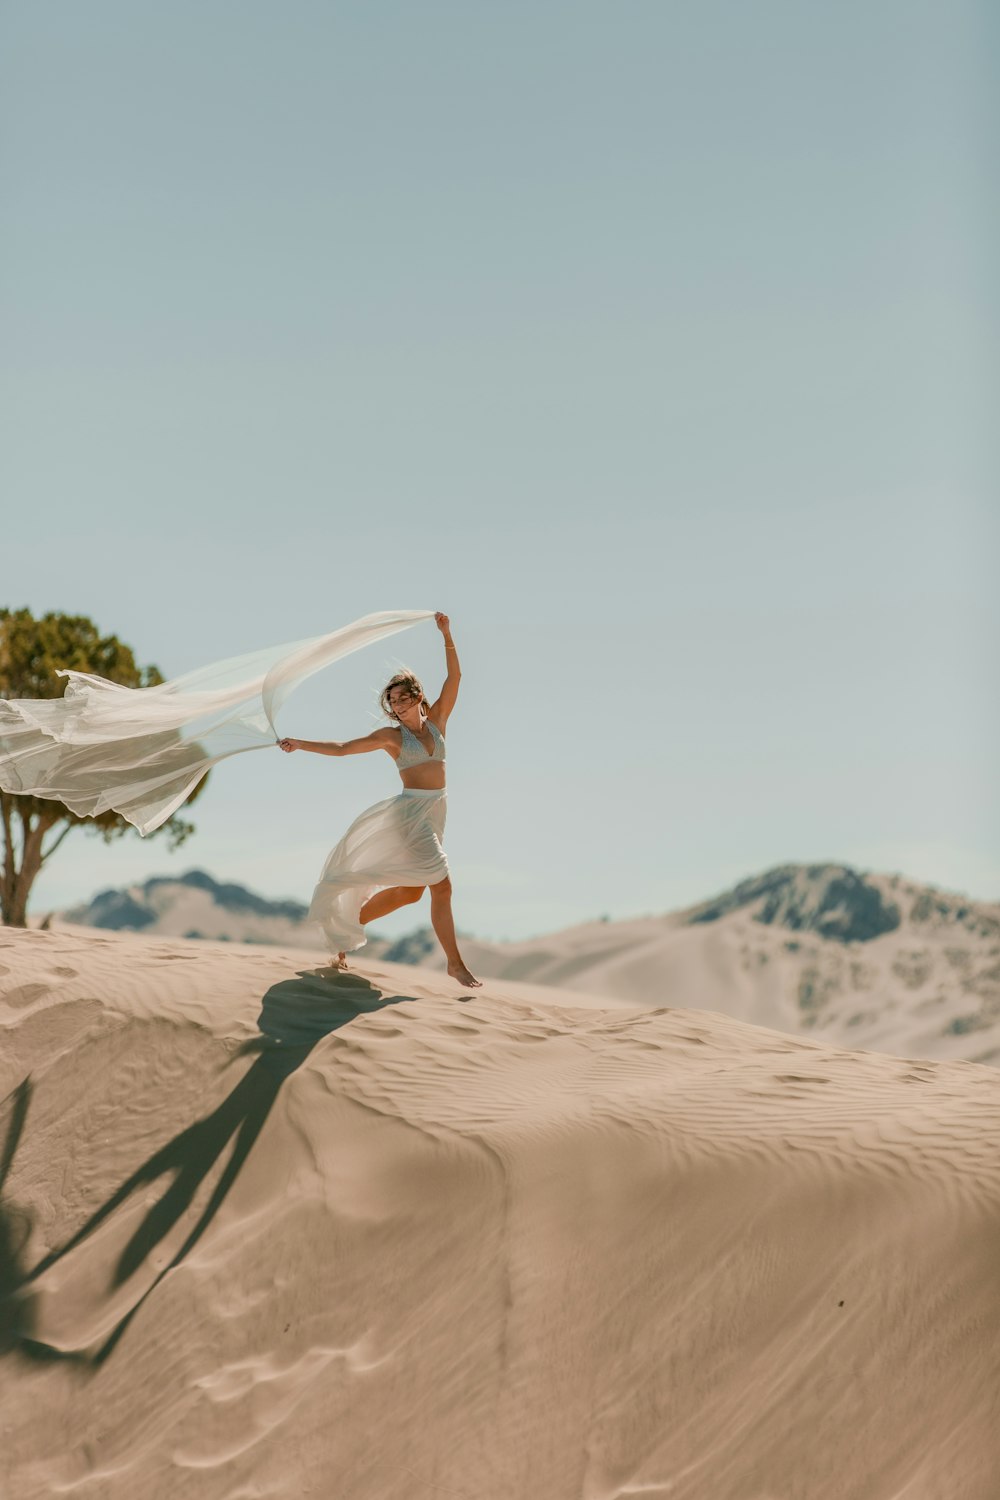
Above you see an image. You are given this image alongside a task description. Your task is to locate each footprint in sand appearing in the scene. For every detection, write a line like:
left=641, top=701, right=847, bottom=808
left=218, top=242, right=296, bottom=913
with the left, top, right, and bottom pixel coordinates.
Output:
left=2, top=983, right=50, bottom=1009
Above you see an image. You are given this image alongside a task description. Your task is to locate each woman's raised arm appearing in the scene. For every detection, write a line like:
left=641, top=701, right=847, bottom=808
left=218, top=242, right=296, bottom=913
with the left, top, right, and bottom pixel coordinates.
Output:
left=428, top=611, right=461, bottom=726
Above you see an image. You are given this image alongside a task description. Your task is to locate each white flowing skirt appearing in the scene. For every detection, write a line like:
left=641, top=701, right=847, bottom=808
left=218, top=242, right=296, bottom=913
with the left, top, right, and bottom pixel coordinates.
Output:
left=307, top=787, right=449, bottom=953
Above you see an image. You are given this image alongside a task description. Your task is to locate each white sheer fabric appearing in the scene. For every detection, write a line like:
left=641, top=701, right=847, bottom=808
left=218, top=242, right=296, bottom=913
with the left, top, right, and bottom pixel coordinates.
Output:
left=0, top=609, right=435, bottom=836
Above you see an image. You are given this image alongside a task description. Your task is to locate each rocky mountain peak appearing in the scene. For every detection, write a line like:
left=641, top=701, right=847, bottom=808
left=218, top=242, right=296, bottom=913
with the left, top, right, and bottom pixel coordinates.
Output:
left=684, top=864, right=902, bottom=943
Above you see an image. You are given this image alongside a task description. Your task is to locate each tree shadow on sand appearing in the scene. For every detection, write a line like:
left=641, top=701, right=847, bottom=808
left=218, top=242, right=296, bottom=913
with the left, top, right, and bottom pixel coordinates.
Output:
left=0, top=965, right=418, bottom=1368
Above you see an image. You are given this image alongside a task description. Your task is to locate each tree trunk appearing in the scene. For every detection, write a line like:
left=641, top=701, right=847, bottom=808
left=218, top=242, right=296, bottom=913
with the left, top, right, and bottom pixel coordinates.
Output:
left=0, top=791, right=19, bottom=927
left=1, top=798, right=56, bottom=927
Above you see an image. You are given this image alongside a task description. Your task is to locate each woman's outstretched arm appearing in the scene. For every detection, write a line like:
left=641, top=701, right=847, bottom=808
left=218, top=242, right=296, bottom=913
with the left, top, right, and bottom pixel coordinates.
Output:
left=278, top=729, right=396, bottom=757
left=429, top=612, right=461, bottom=727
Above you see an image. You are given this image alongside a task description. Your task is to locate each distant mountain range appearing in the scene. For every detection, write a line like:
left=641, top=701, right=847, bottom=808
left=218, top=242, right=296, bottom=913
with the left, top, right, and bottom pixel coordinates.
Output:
left=57, top=868, right=334, bottom=951
left=53, top=863, right=1000, bottom=1065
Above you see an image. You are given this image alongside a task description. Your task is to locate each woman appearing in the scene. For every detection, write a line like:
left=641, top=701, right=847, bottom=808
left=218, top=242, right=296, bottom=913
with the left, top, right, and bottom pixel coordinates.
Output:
left=278, top=611, right=480, bottom=988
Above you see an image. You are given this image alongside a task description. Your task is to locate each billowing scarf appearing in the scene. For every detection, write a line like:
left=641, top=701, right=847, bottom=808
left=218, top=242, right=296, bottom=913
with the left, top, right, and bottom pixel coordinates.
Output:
left=0, top=609, right=434, bottom=835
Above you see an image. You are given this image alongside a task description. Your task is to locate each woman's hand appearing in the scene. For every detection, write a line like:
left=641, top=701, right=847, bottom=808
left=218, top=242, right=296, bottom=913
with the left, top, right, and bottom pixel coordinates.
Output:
left=435, top=612, right=451, bottom=635
left=278, top=738, right=300, bottom=753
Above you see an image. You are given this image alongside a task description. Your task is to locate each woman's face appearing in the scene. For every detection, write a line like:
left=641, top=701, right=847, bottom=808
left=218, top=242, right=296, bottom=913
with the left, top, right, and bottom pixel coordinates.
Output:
left=387, top=686, right=421, bottom=718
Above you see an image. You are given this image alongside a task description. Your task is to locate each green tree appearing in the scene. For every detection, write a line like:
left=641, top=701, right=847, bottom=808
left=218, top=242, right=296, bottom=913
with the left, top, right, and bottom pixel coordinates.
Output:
left=0, top=608, right=208, bottom=928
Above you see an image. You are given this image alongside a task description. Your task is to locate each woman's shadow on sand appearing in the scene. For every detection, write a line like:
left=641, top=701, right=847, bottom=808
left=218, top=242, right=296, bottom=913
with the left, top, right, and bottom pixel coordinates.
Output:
left=0, top=965, right=418, bottom=1368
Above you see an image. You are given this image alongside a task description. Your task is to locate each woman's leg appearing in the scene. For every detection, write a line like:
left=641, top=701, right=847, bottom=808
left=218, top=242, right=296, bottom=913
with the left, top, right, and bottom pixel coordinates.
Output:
left=428, top=876, right=481, bottom=987
left=334, top=886, right=424, bottom=968
left=359, top=885, right=425, bottom=924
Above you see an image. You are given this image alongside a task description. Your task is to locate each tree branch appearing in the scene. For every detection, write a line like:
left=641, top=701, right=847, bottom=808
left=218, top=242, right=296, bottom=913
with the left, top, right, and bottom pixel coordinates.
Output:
left=41, top=821, right=75, bottom=864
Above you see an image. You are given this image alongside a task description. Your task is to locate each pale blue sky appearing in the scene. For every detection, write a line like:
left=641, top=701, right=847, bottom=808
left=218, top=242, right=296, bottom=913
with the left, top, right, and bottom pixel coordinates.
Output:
left=2, top=1, right=996, bottom=939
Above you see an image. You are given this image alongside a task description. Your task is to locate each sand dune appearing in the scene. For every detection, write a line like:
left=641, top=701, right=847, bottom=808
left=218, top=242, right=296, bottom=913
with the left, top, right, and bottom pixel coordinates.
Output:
left=2, top=925, right=999, bottom=1499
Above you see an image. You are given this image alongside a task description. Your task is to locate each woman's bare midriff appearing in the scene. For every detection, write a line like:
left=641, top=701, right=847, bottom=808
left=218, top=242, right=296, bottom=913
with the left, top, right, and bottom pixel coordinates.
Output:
left=397, top=766, right=446, bottom=791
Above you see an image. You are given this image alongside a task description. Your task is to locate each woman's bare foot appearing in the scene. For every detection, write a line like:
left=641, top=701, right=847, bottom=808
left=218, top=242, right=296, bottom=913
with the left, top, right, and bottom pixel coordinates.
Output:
left=331, top=951, right=348, bottom=971
left=447, top=961, right=481, bottom=987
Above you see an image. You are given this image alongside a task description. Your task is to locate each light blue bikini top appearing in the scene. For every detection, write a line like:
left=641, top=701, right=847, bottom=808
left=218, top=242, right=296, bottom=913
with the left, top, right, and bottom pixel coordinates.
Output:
left=396, top=718, right=446, bottom=772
